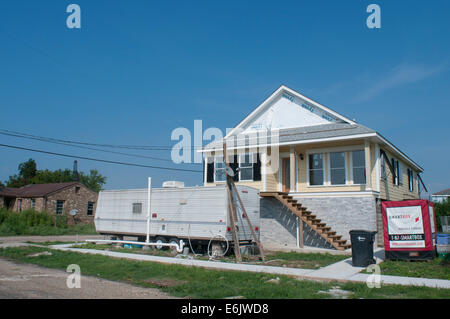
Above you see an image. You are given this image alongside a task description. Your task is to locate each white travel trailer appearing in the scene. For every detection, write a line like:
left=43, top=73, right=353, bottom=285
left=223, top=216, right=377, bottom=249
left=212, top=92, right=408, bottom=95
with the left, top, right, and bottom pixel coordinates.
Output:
left=95, top=184, right=260, bottom=250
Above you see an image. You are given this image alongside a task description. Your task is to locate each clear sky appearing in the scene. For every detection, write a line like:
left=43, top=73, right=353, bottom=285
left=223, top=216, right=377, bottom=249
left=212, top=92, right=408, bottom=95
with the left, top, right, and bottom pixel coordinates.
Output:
left=0, top=1, right=448, bottom=196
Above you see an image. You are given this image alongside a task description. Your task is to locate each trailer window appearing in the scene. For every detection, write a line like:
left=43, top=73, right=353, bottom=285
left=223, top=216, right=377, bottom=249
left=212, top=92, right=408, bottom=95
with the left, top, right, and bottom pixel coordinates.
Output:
left=132, top=203, right=142, bottom=214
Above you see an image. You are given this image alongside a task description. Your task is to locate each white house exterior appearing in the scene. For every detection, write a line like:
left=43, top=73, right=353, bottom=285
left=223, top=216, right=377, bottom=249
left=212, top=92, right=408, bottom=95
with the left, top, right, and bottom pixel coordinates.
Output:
left=432, top=189, right=450, bottom=203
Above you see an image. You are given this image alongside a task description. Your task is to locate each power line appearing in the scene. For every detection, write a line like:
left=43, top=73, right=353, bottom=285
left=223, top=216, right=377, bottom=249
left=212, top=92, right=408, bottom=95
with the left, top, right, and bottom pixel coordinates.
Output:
left=0, top=130, right=202, bottom=164
left=0, top=143, right=203, bottom=173
left=0, top=129, right=205, bottom=151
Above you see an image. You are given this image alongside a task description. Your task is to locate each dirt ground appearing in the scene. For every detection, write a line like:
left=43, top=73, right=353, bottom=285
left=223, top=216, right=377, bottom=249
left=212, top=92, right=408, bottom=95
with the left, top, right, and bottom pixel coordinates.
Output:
left=0, top=234, right=105, bottom=244
left=0, top=235, right=178, bottom=299
left=0, top=258, right=176, bottom=299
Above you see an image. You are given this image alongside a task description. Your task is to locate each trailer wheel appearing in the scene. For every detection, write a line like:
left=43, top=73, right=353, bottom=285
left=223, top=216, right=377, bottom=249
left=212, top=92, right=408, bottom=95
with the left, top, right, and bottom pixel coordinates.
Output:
left=168, top=238, right=179, bottom=251
left=155, top=236, right=167, bottom=250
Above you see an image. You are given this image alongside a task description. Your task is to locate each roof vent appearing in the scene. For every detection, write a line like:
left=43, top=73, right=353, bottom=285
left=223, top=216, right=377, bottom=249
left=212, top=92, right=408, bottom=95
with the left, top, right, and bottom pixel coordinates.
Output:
left=162, top=181, right=185, bottom=188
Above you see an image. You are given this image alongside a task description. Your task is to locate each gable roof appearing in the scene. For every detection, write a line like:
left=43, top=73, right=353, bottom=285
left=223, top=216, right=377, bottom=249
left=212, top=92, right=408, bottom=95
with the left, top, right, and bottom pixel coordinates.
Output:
left=225, top=85, right=356, bottom=138
left=0, top=182, right=89, bottom=198
left=433, top=188, right=450, bottom=196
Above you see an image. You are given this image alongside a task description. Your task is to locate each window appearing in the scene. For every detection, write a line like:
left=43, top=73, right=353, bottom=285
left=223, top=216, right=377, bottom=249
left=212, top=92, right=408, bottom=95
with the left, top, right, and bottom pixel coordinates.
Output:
left=308, top=153, right=324, bottom=185
left=329, top=152, right=346, bottom=185
left=239, top=153, right=254, bottom=181
left=18, top=199, right=22, bottom=212
left=214, top=156, right=226, bottom=182
left=132, top=202, right=142, bottom=214
left=352, top=150, right=366, bottom=184
left=87, top=202, right=94, bottom=216
left=56, top=200, right=64, bottom=215
left=31, top=198, right=36, bottom=210
left=75, top=186, right=80, bottom=194
left=380, top=152, right=387, bottom=180
left=407, top=169, right=414, bottom=192
left=392, top=158, right=402, bottom=186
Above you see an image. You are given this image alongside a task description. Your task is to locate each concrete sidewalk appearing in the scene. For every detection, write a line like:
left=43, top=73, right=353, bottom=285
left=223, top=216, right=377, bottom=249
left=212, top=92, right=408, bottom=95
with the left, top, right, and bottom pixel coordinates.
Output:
left=49, top=244, right=450, bottom=289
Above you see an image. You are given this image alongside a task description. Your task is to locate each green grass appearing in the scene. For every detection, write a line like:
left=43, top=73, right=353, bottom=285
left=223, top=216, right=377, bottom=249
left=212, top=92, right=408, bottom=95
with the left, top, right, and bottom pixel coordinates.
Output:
left=26, top=241, right=75, bottom=246
left=72, top=243, right=177, bottom=257
left=264, top=251, right=349, bottom=269
left=0, top=246, right=449, bottom=299
left=369, top=258, right=450, bottom=280
left=74, top=244, right=349, bottom=269
left=0, top=209, right=98, bottom=236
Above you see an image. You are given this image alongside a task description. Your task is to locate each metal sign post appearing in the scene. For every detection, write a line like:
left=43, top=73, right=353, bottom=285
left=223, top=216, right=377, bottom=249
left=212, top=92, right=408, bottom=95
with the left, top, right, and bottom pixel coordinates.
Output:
left=146, top=177, right=152, bottom=244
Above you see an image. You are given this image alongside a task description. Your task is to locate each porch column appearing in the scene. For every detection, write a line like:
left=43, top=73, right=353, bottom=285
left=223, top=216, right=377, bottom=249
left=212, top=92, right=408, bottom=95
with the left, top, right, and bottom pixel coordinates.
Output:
left=261, top=151, right=267, bottom=192
left=365, top=140, right=372, bottom=190
left=290, top=146, right=296, bottom=193
left=291, top=146, right=303, bottom=248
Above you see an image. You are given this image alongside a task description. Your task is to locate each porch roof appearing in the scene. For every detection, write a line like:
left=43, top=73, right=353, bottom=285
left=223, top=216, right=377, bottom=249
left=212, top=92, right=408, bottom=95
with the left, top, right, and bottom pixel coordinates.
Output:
left=202, top=123, right=375, bottom=151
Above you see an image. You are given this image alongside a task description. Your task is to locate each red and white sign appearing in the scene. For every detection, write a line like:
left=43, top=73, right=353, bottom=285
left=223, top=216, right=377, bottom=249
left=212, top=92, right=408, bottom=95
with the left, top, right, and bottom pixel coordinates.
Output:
left=382, top=200, right=436, bottom=252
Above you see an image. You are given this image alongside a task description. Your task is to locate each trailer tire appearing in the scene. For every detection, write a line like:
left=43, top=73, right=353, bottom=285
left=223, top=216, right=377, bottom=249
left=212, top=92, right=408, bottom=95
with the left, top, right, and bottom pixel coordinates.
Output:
left=168, top=238, right=179, bottom=250
left=155, top=236, right=167, bottom=250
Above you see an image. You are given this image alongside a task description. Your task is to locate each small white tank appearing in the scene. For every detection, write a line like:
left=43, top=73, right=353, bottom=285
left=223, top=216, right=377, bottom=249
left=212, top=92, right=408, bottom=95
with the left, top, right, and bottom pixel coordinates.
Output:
left=162, top=181, right=185, bottom=188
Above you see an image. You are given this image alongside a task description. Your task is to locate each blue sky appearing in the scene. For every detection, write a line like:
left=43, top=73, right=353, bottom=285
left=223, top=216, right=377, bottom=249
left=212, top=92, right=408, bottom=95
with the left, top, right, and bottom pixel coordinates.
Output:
left=0, top=1, right=449, bottom=196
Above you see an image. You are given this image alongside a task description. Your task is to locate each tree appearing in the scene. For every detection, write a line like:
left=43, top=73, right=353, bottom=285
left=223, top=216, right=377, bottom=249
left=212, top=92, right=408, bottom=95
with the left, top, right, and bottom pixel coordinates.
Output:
left=5, top=159, right=106, bottom=193
left=5, top=158, right=37, bottom=187
left=79, top=169, right=106, bottom=193
left=19, top=158, right=37, bottom=180
left=31, top=169, right=74, bottom=184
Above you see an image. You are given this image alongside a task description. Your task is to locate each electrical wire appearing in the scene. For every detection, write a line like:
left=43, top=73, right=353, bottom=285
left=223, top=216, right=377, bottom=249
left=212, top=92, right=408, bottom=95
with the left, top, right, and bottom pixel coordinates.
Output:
left=0, top=130, right=186, bottom=163
left=0, top=143, right=202, bottom=173
left=0, top=129, right=205, bottom=150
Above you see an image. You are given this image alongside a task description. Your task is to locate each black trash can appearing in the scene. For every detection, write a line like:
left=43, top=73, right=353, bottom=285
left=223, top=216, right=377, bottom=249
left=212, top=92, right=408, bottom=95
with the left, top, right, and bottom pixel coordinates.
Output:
left=349, top=230, right=377, bottom=267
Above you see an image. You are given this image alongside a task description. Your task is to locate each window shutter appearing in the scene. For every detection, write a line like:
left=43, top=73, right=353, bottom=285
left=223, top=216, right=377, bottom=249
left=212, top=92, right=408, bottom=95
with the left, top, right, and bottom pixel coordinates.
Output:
left=206, top=159, right=214, bottom=183
left=230, top=155, right=239, bottom=182
left=253, top=153, right=261, bottom=181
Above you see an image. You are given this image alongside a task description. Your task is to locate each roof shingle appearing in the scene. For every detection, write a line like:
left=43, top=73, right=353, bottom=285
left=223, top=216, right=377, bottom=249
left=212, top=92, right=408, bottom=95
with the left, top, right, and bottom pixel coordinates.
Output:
left=0, top=182, right=80, bottom=198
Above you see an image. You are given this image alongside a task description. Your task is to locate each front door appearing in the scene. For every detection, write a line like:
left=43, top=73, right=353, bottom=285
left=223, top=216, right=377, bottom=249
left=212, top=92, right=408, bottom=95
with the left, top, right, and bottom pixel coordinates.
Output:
left=282, top=158, right=290, bottom=193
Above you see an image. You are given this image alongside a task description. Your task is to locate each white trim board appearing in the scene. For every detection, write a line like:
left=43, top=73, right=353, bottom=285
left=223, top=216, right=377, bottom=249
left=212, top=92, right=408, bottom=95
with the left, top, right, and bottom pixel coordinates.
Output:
left=201, top=132, right=423, bottom=173
left=290, top=191, right=380, bottom=198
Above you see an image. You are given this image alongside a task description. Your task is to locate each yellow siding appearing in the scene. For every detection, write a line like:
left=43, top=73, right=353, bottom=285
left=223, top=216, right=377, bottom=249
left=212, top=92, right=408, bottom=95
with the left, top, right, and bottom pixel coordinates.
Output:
left=292, top=139, right=369, bottom=193
left=204, top=139, right=420, bottom=198
left=378, top=149, right=420, bottom=201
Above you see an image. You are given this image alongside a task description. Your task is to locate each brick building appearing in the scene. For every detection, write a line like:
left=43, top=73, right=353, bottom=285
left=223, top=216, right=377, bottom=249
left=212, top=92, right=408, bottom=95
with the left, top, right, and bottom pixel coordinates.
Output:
left=0, top=182, right=98, bottom=225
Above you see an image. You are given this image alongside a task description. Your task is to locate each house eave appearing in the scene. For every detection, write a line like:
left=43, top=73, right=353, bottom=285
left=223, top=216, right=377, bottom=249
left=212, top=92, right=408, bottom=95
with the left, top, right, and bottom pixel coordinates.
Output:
left=200, top=132, right=423, bottom=173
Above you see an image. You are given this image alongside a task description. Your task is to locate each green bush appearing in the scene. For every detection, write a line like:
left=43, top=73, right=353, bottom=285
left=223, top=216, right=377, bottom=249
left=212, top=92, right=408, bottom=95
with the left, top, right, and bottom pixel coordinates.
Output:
left=434, top=199, right=450, bottom=232
left=0, top=209, right=97, bottom=236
